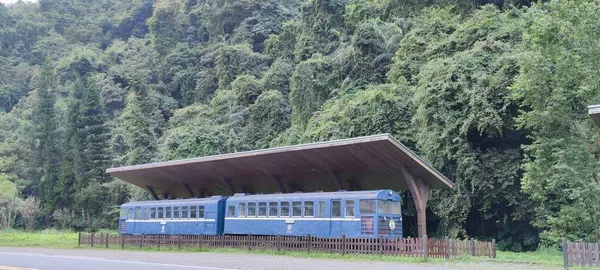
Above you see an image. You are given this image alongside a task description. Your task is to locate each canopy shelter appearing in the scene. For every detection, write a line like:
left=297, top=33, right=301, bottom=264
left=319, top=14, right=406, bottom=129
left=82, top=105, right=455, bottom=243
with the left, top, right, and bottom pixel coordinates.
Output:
left=590, top=105, right=600, bottom=127
left=107, top=134, right=453, bottom=237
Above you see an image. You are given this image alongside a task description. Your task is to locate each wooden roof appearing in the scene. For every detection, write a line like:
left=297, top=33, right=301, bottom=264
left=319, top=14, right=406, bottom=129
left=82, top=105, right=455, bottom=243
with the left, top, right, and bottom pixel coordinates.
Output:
left=107, top=134, right=453, bottom=198
left=590, top=105, right=600, bottom=127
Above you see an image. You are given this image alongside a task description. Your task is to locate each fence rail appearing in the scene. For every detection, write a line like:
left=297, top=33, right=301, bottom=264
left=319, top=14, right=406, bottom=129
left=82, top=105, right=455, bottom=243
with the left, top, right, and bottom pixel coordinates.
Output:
left=79, top=233, right=495, bottom=260
left=563, top=238, right=600, bottom=269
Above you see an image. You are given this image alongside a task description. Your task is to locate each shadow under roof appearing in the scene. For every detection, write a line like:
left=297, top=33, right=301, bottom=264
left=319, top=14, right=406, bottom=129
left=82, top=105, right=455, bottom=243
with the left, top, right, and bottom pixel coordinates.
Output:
left=590, top=105, right=600, bottom=127
left=107, top=134, right=453, bottom=198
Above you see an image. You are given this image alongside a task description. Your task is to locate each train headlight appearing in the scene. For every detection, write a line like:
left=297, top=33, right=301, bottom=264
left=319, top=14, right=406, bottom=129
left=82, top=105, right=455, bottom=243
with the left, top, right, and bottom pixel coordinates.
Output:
left=389, top=219, right=396, bottom=231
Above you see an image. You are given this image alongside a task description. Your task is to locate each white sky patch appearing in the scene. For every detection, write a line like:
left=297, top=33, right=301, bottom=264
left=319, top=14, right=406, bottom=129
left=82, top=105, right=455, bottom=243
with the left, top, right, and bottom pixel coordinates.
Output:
left=0, top=0, right=37, bottom=4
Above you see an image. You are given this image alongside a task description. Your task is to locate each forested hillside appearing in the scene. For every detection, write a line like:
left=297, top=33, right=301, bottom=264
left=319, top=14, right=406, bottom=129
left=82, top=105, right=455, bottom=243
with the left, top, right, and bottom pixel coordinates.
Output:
left=0, top=0, right=598, bottom=251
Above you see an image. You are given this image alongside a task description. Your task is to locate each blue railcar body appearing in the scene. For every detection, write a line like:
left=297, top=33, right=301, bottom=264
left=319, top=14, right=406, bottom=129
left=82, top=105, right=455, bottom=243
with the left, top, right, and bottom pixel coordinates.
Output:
left=224, top=190, right=402, bottom=238
left=118, top=190, right=402, bottom=238
left=118, top=196, right=226, bottom=235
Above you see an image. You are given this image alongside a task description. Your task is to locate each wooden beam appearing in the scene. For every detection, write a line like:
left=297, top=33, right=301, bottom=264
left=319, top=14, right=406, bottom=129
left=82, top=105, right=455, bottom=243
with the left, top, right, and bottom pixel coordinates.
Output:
left=272, top=175, right=287, bottom=193
left=145, top=185, right=159, bottom=200
left=221, top=178, right=235, bottom=195
left=182, top=183, right=195, bottom=197
left=400, top=165, right=430, bottom=237
left=327, top=170, right=345, bottom=191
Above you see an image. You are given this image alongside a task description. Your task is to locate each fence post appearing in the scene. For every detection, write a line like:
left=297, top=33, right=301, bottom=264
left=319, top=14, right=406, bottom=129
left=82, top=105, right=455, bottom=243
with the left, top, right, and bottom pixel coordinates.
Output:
left=379, top=236, right=384, bottom=256
left=220, top=234, right=225, bottom=248
left=562, top=238, right=568, bottom=270
left=423, top=235, right=428, bottom=261
left=444, top=236, right=449, bottom=260
left=341, top=234, right=346, bottom=256
left=470, top=238, right=475, bottom=256
left=277, top=234, right=281, bottom=251
left=105, top=233, right=109, bottom=249
left=120, top=235, right=124, bottom=249
left=78, top=232, right=81, bottom=247
left=178, top=234, right=182, bottom=250
left=248, top=234, right=252, bottom=251
left=157, top=234, right=161, bottom=248
left=140, top=234, right=144, bottom=249
left=91, top=233, right=94, bottom=247
left=492, top=239, right=496, bottom=259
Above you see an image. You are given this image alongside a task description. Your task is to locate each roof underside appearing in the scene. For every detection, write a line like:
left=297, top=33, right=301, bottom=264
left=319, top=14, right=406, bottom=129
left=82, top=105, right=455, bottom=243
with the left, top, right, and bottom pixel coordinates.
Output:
left=590, top=105, right=600, bottom=127
left=107, top=134, right=453, bottom=199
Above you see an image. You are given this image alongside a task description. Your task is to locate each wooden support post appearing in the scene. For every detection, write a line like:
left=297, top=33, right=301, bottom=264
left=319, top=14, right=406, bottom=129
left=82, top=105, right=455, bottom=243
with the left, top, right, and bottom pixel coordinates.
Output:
left=248, top=234, right=252, bottom=251
left=199, top=235, right=202, bottom=249
left=492, top=239, right=496, bottom=259
left=220, top=234, right=225, bottom=248
left=157, top=234, right=161, bottom=248
left=91, top=233, right=95, bottom=248
left=307, top=234, right=311, bottom=252
left=445, top=236, right=450, bottom=260
left=470, top=238, right=475, bottom=256
left=277, top=234, right=281, bottom=251
left=78, top=232, right=81, bottom=247
left=379, top=236, right=383, bottom=256
left=342, top=234, right=346, bottom=256
left=178, top=234, right=182, bottom=250
left=105, top=233, right=109, bottom=248
left=400, top=166, right=430, bottom=238
left=140, top=234, right=144, bottom=249
left=423, top=234, right=428, bottom=261
left=145, top=185, right=159, bottom=200
left=121, top=235, right=125, bottom=249
left=182, top=183, right=195, bottom=197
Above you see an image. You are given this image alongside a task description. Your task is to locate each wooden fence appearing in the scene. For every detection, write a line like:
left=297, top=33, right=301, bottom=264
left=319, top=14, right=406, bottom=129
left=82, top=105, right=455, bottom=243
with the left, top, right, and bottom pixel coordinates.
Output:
left=562, top=238, right=600, bottom=269
left=79, top=233, right=495, bottom=260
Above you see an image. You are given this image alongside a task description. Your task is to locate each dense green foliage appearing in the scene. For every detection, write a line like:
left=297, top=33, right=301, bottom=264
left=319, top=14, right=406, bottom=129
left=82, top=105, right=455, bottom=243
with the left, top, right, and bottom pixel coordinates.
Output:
left=0, top=0, right=598, bottom=251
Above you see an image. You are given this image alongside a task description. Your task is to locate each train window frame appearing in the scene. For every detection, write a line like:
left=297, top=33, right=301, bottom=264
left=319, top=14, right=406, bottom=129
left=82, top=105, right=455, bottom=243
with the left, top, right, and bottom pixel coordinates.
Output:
left=150, top=208, right=156, bottom=219
left=157, top=207, right=164, bottom=219
left=135, top=207, right=141, bottom=220
left=181, top=206, right=189, bottom=219
left=247, top=202, right=257, bottom=217
left=258, top=202, right=267, bottom=217
left=239, top=203, right=246, bottom=217
left=359, top=199, right=376, bottom=215
left=199, top=205, right=205, bottom=218
left=304, top=201, right=314, bottom=217
left=331, top=200, right=341, bottom=218
left=318, top=201, right=326, bottom=218
left=127, top=208, right=134, bottom=220
left=281, top=202, right=290, bottom=217
left=165, top=206, right=172, bottom=219
left=345, top=200, right=355, bottom=218
left=190, top=205, right=198, bottom=219
left=142, top=207, right=149, bottom=220
left=173, top=206, right=180, bottom=219
left=120, top=208, right=128, bottom=219
left=268, top=202, right=278, bottom=217
left=292, top=201, right=302, bottom=217
left=227, top=205, right=235, bottom=217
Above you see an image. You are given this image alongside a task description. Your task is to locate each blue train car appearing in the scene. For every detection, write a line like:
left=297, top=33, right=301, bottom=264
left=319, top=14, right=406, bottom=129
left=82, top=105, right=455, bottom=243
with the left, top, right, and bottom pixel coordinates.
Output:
left=223, top=190, right=402, bottom=238
left=118, top=196, right=226, bottom=235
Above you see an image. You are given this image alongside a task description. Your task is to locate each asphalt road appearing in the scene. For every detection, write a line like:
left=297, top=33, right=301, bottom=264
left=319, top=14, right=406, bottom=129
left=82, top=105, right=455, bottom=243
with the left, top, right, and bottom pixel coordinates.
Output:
left=0, top=247, right=445, bottom=270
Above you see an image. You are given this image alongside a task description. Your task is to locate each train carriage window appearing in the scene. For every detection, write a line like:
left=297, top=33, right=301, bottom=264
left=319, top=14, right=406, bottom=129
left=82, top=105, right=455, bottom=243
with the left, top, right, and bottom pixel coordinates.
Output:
left=227, top=205, right=235, bottom=217
left=345, top=200, right=355, bottom=217
left=318, top=201, right=326, bottom=218
left=157, top=207, right=164, bottom=219
left=181, top=206, right=189, bottom=219
left=199, top=205, right=205, bottom=218
left=331, top=200, right=341, bottom=218
left=142, top=208, right=149, bottom=220
left=292, top=201, right=302, bottom=217
left=360, top=200, right=376, bottom=214
left=268, top=202, right=278, bottom=217
left=165, top=207, right=172, bottom=219
left=150, top=208, right=156, bottom=219
left=239, top=203, right=246, bottom=217
left=127, top=208, right=134, bottom=220
left=248, top=202, right=257, bottom=217
left=258, top=202, right=267, bottom=217
left=120, top=208, right=128, bottom=219
left=135, top=208, right=141, bottom=220
left=391, top=201, right=401, bottom=215
left=304, top=201, right=314, bottom=217
left=281, top=202, right=290, bottom=217
left=190, top=206, right=198, bottom=219
left=173, top=206, right=180, bottom=219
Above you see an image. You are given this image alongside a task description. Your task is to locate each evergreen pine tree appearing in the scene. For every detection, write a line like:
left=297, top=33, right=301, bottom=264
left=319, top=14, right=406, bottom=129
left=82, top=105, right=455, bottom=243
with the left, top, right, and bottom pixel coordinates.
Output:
left=120, top=80, right=158, bottom=165
left=31, top=60, right=61, bottom=212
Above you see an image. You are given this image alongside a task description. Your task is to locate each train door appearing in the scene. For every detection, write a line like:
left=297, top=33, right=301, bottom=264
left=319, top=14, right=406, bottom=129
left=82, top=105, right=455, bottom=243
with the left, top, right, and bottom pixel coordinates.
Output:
left=330, top=199, right=342, bottom=236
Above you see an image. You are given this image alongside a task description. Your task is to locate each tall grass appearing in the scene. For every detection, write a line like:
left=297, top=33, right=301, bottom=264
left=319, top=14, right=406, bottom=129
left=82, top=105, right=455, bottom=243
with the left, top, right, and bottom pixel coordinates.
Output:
left=0, top=229, right=78, bottom=248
